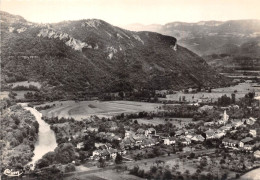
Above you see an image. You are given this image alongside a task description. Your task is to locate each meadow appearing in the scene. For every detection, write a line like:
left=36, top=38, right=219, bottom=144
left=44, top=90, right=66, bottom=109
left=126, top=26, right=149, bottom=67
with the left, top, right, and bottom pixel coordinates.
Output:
left=165, top=83, right=260, bottom=102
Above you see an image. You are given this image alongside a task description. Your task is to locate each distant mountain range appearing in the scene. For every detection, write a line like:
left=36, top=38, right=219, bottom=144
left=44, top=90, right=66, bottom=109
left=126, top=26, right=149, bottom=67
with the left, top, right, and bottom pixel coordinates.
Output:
left=123, top=20, right=260, bottom=56
left=1, top=11, right=229, bottom=98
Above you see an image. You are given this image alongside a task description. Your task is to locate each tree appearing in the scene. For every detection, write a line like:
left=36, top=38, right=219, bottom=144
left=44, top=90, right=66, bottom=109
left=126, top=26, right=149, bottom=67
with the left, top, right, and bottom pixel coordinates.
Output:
left=163, top=169, right=173, bottom=179
left=189, top=152, right=195, bottom=159
left=115, top=153, right=123, bottom=164
left=150, top=166, right=157, bottom=174
left=98, top=157, right=106, bottom=168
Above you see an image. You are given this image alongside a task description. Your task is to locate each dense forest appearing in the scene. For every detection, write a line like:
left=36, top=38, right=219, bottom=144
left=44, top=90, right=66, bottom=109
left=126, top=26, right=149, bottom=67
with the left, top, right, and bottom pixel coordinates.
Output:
left=0, top=101, right=39, bottom=170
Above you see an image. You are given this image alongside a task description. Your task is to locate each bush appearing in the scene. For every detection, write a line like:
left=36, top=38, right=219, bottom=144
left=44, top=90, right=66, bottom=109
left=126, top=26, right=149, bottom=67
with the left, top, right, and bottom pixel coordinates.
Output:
left=64, top=163, right=76, bottom=173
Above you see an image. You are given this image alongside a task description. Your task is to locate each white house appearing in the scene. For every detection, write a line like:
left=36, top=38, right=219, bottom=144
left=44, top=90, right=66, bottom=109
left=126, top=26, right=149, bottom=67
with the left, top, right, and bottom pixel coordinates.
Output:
left=191, top=135, right=205, bottom=142
left=76, top=142, right=84, bottom=149
left=254, top=150, right=260, bottom=158
left=246, top=117, right=257, bottom=125
left=249, top=129, right=257, bottom=137
left=163, top=137, right=176, bottom=145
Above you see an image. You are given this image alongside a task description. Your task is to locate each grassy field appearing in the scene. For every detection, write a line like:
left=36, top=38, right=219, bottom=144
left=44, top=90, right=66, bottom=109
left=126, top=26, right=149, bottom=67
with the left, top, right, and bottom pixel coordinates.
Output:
left=240, top=168, right=260, bottom=180
left=39, top=101, right=161, bottom=120
left=165, top=83, right=260, bottom=102
left=136, top=117, right=194, bottom=127
left=8, top=81, right=41, bottom=88
left=13, top=90, right=33, bottom=99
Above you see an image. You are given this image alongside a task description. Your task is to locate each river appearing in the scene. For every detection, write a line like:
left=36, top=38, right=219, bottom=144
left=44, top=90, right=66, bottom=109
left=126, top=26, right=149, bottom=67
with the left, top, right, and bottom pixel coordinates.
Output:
left=240, top=168, right=260, bottom=180
left=24, top=106, right=58, bottom=168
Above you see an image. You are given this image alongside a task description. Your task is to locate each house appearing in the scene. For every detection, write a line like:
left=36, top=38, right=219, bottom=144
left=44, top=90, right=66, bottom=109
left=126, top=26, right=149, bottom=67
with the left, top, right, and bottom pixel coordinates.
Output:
left=204, top=122, right=215, bottom=126
left=191, top=135, right=205, bottom=142
left=239, top=137, right=254, bottom=148
left=136, top=128, right=145, bottom=134
left=244, top=144, right=254, bottom=151
left=230, top=130, right=237, bottom=134
left=186, top=133, right=195, bottom=139
left=214, top=130, right=226, bottom=138
left=125, top=131, right=135, bottom=138
left=76, top=142, right=84, bottom=149
left=220, top=124, right=232, bottom=132
left=249, top=129, right=257, bottom=137
left=122, top=137, right=135, bottom=149
left=175, top=130, right=184, bottom=136
left=222, top=138, right=239, bottom=149
left=181, top=138, right=191, bottom=145
left=254, top=150, right=260, bottom=158
left=107, top=149, right=118, bottom=159
left=188, top=102, right=200, bottom=106
left=145, top=128, right=156, bottom=136
left=163, top=137, right=176, bottom=145
left=92, top=149, right=102, bottom=157
left=100, top=149, right=110, bottom=158
left=232, top=119, right=244, bottom=128
left=86, top=127, right=98, bottom=132
left=109, top=125, right=118, bottom=131
left=205, top=129, right=216, bottom=139
left=132, top=135, right=145, bottom=145
left=246, top=117, right=257, bottom=125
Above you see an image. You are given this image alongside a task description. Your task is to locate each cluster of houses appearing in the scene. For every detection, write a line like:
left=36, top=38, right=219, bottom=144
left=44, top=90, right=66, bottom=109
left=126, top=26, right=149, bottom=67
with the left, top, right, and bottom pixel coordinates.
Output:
left=95, top=132, right=122, bottom=142
left=222, top=137, right=255, bottom=151
left=122, top=128, right=160, bottom=149
left=81, top=109, right=259, bottom=162
left=203, top=111, right=257, bottom=141
left=90, top=143, right=126, bottom=160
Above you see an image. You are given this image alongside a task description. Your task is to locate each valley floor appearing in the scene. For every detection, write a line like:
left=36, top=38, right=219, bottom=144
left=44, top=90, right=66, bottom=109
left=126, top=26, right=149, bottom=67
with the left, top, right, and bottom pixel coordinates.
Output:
left=37, top=100, right=161, bottom=120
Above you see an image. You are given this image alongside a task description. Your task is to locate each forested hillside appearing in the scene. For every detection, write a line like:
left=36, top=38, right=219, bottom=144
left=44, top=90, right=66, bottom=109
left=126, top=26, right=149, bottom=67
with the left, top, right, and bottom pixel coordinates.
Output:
left=0, top=101, right=39, bottom=169
left=1, top=11, right=230, bottom=100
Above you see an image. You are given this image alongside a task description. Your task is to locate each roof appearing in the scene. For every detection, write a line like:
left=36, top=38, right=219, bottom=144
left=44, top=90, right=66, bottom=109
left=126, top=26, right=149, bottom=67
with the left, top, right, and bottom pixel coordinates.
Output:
left=176, top=130, right=184, bottom=135
left=241, top=137, right=253, bottom=143
left=223, top=138, right=239, bottom=144
left=107, top=148, right=118, bottom=154
left=101, top=149, right=110, bottom=156
left=148, top=128, right=156, bottom=132
left=136, top=128, right=145, bottom=134
left=249, top=117, right=256, bottom=121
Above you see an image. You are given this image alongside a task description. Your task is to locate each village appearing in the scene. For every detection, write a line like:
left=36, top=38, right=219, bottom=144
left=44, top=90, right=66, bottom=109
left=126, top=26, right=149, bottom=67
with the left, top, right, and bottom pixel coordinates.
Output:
left=30, top=90, right=260, bottom=180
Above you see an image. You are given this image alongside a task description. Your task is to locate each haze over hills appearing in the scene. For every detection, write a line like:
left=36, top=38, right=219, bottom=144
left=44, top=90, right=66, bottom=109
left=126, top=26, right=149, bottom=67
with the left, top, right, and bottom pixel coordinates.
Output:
left=123, top=20, right=260, bottom=56
left=1, top=11, right=229, bottom=99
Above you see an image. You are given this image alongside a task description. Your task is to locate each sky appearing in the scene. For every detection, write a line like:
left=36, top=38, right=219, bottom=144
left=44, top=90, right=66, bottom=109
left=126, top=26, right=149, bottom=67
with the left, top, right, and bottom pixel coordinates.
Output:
left=1, top=0, right=260, bottom=26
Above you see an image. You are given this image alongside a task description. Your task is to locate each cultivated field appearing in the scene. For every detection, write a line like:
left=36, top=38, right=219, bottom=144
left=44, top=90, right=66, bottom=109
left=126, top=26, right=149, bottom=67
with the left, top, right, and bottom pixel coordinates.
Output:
left=165, top=83, right=260, bottom=102
left=39, top=101, right=161, bottom=120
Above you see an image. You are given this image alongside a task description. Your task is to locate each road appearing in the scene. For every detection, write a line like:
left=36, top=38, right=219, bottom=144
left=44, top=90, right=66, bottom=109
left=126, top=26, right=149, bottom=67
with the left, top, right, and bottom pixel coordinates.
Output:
left=64, top=148, right=216, bottom=180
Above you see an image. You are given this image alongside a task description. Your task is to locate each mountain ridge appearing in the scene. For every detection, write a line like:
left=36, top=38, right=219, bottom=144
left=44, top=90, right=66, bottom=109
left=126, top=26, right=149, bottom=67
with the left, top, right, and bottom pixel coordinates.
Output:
left=123, top=19, right=260, bottom=56
left=1, top=11, right=230, bottom=99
